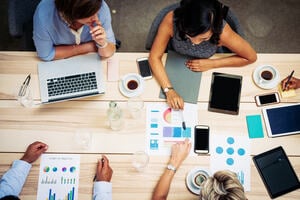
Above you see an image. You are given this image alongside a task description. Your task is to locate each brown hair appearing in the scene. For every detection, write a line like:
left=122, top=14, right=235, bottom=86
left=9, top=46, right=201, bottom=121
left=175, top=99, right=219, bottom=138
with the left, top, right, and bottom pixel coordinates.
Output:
left=55, top=0, right=102, bottom=24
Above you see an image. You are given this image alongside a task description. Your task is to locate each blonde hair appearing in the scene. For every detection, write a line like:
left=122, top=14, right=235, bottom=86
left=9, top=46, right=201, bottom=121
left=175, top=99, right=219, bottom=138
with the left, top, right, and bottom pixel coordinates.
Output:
left=199, top=170, right=247, bottom=200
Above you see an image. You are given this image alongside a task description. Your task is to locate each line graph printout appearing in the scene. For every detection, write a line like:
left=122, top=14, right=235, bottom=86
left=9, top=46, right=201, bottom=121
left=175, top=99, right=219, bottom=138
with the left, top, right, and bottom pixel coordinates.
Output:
left=146, top=103, right=198, bottom=155
left=37, top=154, right=80, bottom=200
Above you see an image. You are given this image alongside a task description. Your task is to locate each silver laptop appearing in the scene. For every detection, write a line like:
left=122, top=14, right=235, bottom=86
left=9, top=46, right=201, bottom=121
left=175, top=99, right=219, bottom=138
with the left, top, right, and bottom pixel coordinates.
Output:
left=38, top=53, right=105, bottom=104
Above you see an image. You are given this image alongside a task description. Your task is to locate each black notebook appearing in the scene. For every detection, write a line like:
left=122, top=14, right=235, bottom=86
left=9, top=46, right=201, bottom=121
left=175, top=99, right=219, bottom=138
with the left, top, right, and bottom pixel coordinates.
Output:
left=253, top=146, right=300, bottom=198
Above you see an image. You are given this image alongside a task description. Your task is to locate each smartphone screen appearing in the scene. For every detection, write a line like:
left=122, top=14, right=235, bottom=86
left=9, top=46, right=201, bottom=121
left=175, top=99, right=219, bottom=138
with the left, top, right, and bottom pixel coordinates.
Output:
left=137, top=58, right=152, bottom=79
left=194, top=125, right=209, bottom=154
left=259, top=94, right=277, bottom=104
left=255, top=93, right=280, bottom=106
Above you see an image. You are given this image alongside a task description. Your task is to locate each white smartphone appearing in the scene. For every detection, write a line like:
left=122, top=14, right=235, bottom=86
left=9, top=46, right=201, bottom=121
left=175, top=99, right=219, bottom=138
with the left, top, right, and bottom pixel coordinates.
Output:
left=255, top=92, right=280, bottom=107
left=194, top=125, right=209, bottom=154
left=136, top=57, right=152, bottom=79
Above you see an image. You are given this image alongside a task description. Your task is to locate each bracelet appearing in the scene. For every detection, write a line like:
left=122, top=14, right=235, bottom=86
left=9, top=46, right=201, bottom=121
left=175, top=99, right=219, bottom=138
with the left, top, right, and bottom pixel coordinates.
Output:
left=96, top=41, right=108, bottom=49
left=166, top=164, right=176, bottom=172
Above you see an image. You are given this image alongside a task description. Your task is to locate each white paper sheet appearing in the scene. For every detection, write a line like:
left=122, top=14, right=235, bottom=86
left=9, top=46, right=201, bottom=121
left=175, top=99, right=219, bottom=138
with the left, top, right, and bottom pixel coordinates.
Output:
left=210, top=134, right=251, bottom=191
left=146, top=102, right=198, bottom=155
left=37, top=154, right=80, bottom=200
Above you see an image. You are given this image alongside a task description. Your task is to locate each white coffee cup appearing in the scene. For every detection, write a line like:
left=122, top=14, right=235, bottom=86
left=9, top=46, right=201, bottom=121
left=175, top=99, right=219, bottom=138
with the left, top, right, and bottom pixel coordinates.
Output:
left=192, top=170, right=209, bottom=189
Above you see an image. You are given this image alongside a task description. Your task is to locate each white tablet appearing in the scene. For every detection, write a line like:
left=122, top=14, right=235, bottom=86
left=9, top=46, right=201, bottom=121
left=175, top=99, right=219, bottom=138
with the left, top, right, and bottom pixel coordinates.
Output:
left=262, top=104, right=300, bottom=137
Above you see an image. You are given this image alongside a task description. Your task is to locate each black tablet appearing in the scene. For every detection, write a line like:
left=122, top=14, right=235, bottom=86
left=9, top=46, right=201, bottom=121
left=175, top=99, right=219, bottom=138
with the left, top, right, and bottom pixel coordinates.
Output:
left=208, top=72, right=242, bottom=115
left=253, top=146, right=300, bottom=198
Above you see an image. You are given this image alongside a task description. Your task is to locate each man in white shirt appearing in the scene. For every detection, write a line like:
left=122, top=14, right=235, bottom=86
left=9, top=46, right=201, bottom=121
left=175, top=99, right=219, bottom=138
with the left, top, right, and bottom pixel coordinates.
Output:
left=0, top=142, right=113, bottom=200
left=93, top=155, right=113, bottom=200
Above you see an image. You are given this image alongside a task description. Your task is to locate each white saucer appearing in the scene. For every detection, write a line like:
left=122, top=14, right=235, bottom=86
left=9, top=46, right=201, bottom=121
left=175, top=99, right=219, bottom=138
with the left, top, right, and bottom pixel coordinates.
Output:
left=186, top=167, right=210, bottom=195
left=253, top=65, right=280, bottom=89
left=119, top=73, right=144, bottom=97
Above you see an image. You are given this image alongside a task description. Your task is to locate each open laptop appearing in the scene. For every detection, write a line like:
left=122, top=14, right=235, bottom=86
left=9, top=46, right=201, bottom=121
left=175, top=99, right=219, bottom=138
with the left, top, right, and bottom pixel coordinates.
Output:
left=38, top=53, right=105, bottom=104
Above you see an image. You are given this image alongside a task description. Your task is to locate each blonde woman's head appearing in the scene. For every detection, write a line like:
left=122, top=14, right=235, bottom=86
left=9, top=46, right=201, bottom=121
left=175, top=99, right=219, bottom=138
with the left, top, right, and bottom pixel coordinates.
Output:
left=199, top=170, right=247, bottom=200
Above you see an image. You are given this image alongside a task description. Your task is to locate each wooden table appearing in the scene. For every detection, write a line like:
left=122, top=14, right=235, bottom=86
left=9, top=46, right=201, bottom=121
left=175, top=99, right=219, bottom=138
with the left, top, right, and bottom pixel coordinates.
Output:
left=0, top=52, right=299, bottom=199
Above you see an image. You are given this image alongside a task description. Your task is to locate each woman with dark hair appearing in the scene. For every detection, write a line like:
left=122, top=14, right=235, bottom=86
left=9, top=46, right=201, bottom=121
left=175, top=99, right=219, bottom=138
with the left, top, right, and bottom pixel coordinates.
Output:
left=149, top=0, right=257, bottom=110
left=33, top=0, right=116, bottom=61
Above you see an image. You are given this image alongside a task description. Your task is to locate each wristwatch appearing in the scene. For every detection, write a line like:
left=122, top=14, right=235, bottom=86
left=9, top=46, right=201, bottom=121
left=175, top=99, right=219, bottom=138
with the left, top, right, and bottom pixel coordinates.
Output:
left=166, top=164, right=176, bottom=172
left=163, top=87, right=174, bottom=93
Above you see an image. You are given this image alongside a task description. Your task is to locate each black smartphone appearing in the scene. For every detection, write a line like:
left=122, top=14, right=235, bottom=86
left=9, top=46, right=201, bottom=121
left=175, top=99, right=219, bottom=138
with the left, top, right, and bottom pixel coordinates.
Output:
left=136, top=57, right=152, bottom=79
left=254, top=92, right=280, bottom=107
left=194, top=125, right=209, bottom=154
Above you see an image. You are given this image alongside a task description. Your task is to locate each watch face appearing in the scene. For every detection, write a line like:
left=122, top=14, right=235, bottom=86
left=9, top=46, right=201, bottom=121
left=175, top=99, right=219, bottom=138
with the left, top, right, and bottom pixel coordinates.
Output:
left=164, top=88, right=169, bottom=93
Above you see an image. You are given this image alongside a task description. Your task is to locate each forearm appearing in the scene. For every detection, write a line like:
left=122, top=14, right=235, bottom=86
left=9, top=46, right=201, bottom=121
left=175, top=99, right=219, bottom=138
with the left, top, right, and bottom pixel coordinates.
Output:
left=97, top=42, right=116, bottom=58
left=149, top=55, right=172, bottom=88
left=54, top=42, right=97, bottom=60
left=0, top=160, right=31, bottom=198
left=211, top=54, right=257, bottom=69
left=152, top=169, right=175, bottom=200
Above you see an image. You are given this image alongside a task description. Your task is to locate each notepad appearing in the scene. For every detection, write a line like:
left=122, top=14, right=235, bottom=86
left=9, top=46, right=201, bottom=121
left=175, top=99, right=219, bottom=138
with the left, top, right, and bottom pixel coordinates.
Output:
left=246, top=115, right=264, bottom=138
left=159, top=50, right=202, bottom=104
left=278, top=84, right=296, bottom=98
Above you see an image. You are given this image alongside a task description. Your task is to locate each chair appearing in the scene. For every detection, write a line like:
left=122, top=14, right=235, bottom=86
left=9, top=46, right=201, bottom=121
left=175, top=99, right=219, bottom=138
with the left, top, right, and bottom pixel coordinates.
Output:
left=7, top=0, right=41, bottom=51
left=145, top=3, right=179, bottom=51
left=145, top=3, right=244, bottom=53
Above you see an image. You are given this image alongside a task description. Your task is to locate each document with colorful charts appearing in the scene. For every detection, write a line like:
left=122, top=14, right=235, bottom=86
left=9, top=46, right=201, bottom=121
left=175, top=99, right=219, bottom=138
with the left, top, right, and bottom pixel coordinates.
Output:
left=37, top=154, right=80, bottom=200
left=146, top=102, right=198, bottom=155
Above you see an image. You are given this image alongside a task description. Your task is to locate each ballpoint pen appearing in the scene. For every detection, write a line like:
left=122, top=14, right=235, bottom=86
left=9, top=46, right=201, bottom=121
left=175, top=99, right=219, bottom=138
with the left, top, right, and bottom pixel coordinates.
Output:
left=180, top=110, right=186, bottom=130
left=18, top=74, right=31, bottom=96
left=283, top=70, right=294, bottom=91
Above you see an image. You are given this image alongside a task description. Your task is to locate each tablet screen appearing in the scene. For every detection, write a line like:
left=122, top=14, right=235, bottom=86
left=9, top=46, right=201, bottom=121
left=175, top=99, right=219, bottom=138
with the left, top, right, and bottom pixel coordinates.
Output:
left=253, top=146, right=300, bottom=198
left=208, top=72, right=242, bottom=115
left=262, top=104, right=300, bottom=137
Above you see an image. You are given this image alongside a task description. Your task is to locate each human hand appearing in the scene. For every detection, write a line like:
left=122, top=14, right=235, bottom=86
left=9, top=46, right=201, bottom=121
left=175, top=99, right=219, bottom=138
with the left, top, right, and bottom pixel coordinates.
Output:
left=95, top=155, right=113, bottom=182
left=185, top=59, right=214, bottom=72
left=281, top=76, right=300, bottom=90
left=166, top=90, right=184, bottom=110
left=169, top=139, right=191, bottom=168
left=20, top=141, right=48, bottom=164
left=89, top=20, right=107, bottom=47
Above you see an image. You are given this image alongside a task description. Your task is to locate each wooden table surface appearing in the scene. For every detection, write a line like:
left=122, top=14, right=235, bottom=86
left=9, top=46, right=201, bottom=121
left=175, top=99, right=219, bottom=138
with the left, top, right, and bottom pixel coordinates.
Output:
left=0, top=52, right=299, bottom=199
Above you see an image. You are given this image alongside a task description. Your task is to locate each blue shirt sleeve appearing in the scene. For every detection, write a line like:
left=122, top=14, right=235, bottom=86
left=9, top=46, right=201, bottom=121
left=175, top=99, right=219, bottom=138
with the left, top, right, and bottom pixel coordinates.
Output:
left=93, top=181, right=112, bottom=200
left=99, top=1, right=116, bottom=45
left=0, top=160, right=31, bottom=198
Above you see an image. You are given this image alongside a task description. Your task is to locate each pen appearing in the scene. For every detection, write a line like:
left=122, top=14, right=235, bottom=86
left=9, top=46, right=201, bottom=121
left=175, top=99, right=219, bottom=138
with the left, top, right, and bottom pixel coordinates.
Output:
left=93, top=158, right=105, bottom=181
left=18, top=74, right=31, bottom=96
left=283, top=70, right=294, bottom=91
left=180, top=110, right=186, bottom=130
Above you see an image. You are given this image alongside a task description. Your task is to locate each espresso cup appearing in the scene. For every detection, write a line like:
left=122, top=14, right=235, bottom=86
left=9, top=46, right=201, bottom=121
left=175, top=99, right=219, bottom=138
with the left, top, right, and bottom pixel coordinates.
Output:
left=258, top=66, right=276, bottom=84
left=192, top=171, right=209, bottom=189
left=260, top=70, right=274, bottom=81
left=123, top=76, right=140, bottom=92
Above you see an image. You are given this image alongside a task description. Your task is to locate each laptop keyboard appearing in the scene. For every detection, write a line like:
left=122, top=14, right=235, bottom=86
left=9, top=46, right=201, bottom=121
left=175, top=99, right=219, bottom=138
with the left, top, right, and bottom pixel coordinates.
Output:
left=47, top=72, right=98, bottom=97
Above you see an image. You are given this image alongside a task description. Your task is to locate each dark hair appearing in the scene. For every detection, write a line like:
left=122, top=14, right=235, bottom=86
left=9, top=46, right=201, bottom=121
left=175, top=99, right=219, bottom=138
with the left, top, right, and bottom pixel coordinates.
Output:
left=174, top=0, right=224, bottom=44
left=55, top=0, right=102, bottom=24
left=0, top=196, right=20, bottom=200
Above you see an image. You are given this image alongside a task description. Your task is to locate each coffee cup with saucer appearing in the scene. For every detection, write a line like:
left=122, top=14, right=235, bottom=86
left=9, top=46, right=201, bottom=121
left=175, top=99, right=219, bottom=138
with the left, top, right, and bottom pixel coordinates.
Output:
left=119, top=73, right=144, bottom=97
left=253, top=65, right=280, bottom=89
left=186, top=167, right=210, bottom=195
